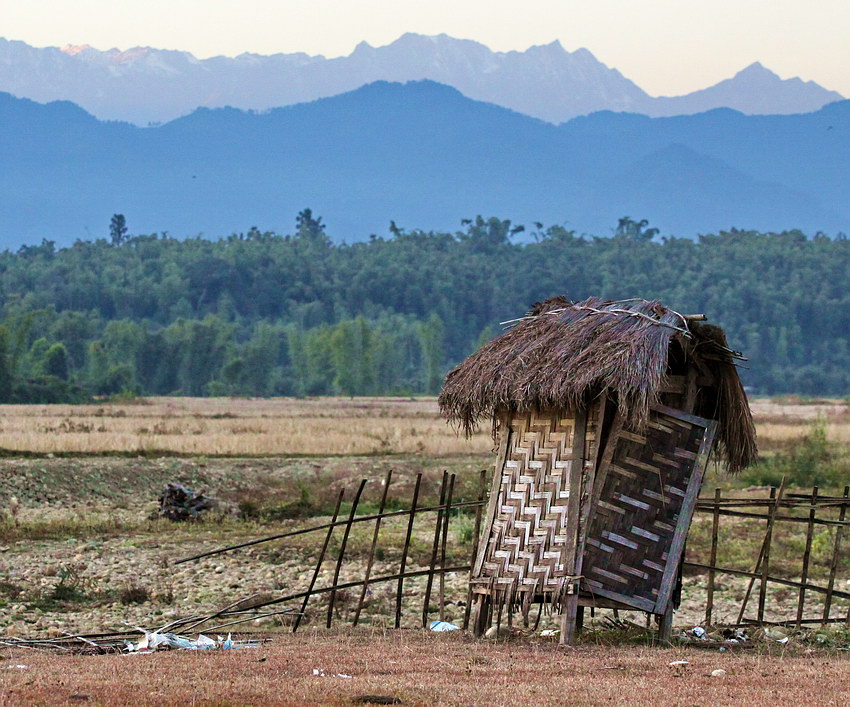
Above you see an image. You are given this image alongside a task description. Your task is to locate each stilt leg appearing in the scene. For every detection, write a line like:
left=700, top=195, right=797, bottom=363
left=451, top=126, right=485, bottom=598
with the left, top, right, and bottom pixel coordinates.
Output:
left=658, top=602, right=674, bottom=646
left=472, top=594, right=490, bottom=637
left=560, top=593, right=579, bottom=645
left=575, top=606, right=585, bottom=636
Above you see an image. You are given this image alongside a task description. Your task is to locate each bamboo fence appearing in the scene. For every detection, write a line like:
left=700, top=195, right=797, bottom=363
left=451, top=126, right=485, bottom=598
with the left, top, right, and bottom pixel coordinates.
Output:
left=174, top=475, right=850, bottom=632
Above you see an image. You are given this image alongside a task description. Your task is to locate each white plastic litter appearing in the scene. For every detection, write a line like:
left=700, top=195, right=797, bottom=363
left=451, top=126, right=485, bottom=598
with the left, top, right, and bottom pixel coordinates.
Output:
left=313, top=668, right=353, bottom=678
left=3, top=665, right=29, bottom=669
left=429, top=620, right=460, bottom=632
left=710, top=669, right=727, bottom=678
left=668, top=660, right=689, bottom=666
left=691, top=626, right=707, bottom=640
left=539, top=629, right=560, bottom=637
left=126, top=630, right=256, bottom=653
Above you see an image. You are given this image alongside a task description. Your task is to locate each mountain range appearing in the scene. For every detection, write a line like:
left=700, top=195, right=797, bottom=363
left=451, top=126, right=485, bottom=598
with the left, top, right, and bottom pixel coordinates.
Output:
left=0, top=34, right=843, bottom=125
left=1, top=80, right=848, bottom=247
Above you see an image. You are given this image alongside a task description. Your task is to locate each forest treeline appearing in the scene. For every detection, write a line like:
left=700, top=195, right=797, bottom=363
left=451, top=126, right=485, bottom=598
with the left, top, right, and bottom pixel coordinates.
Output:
left=0, top=213, right=848, bottom=402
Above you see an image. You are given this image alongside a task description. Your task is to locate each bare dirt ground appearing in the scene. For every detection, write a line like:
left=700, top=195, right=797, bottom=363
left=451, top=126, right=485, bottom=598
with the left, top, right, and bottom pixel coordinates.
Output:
left=2, top=631, right=849, bottom=706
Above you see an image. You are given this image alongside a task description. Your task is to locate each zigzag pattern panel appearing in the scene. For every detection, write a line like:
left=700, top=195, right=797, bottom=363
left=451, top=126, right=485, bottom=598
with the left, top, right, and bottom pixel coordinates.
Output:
left=477, top=410, right=577, bottom=598
left=581, top=409, right=708, bottom=612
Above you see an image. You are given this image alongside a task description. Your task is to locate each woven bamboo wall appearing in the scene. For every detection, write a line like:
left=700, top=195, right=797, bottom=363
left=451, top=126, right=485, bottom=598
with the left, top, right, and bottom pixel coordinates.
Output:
left=471, top=406, right=599, bottom=609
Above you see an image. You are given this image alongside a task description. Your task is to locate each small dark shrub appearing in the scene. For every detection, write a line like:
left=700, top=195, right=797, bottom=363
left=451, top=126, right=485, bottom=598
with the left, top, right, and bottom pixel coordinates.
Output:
left=119, top=583, right=151, bottom=605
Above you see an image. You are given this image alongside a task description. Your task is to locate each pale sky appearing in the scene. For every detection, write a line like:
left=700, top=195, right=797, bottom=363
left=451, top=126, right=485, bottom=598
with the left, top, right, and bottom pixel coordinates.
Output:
left=4, top=0, right=849, bottom=96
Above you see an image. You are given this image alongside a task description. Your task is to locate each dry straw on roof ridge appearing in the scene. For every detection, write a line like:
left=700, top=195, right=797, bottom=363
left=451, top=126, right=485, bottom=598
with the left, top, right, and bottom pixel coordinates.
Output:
left=439, top=296, right=757, bottom=472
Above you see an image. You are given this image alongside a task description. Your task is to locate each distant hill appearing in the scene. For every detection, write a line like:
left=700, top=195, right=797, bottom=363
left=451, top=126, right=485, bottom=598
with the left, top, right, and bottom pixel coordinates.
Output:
left=0, top=81, right=848, bottom=247
left=0, top=34, right=842, bottom=125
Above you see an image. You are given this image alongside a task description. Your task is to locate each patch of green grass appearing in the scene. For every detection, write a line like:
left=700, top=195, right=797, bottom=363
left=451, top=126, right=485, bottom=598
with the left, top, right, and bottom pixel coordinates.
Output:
left=740, top=419, right=848, bottom=489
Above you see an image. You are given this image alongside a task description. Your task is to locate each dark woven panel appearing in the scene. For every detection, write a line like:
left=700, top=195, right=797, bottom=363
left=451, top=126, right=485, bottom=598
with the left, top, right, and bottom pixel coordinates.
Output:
left=582, top=409, right=707, bottom=611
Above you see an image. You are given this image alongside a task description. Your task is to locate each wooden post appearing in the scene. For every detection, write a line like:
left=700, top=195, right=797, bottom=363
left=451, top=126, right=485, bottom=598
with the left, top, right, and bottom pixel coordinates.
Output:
left=327, top=479, right=367, bottom=628
left=736, top=479, right=785, bottom=625
left=463, top=470, right=488, bottom=631
left=757, top=488, right=778, bottom=624
left=395, top=473, right=422, bottom=629
left=822, top=485, right=849, bottom=622
left=658, top=603, right=675, bottom=645
left=705, top=488, right=721, bottom=627
left=560, top=409, right=588, bottom=646
left=293, top=488, right=345, bottom=632
left=422, top=472, right=448, bottom=628
left=352, top=470, right=393, bottom=626
left=438, top=474, right=456, bottom=622
left=797, top=486, right=819, bottom=628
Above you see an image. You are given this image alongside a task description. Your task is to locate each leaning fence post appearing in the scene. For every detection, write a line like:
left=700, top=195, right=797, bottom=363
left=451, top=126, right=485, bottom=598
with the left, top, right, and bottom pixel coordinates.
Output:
left=797, top=486, right=819, bottom=628
left=438, top=474, right=456, bottom=622
left=463, top=470, right=488, bottom=631
left=327, top=479, right=368, bottom=628
left=822, top=485, right=849, bottom=622
left=736, top=478, right=785, bottom=625
left=422, top=471, right=448, bottom=628
left=705, top=487, right=721, bottom=626
left=293, top=487, right=345, bottom=632
left=395, top=473, right=422, bottom=629
left=352, top=470, right=393, bottom=627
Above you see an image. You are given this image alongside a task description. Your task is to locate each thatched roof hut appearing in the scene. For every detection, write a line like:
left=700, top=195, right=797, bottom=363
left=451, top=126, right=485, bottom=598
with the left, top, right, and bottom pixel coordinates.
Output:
left=440, top=297, right=757, bottom=643
left=440, top=296, right=756, bottom=473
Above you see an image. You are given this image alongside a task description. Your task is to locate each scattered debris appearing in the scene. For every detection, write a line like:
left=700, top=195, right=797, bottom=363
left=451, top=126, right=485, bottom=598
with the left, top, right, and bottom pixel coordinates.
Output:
left=429, top=620, right=460, bottom=632
left=3, top=664, right=29, bottom=669
left=678, top=625, right=753, bottom=649
left=157, top=482, right=216, bottom=521
left=710, top=669, right=727, bottom=678
left=125, top=629, right=259, bottom=653
left=539, top=629, right=560, bottom=638
left=353, top=697, right=402, bottom=705
left=313, top=668, right=353, bottom=678
left=668, top=660, right=689, bottom=666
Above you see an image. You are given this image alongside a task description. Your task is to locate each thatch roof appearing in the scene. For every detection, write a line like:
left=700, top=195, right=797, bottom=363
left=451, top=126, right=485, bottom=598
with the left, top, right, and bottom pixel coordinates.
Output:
left=439, top=297, right=757, bottom=473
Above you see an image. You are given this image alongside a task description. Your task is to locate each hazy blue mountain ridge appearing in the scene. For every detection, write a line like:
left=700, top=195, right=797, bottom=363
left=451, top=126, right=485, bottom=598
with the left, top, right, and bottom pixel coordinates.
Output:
left=0, top=34, right=842, bottom=125
left=1, top=81, right=848, bottom=247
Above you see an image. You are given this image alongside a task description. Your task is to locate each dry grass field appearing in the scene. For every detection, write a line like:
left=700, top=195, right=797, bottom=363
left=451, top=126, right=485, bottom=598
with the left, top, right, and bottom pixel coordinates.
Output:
left=2, top=631, right=850, bottom=706
left=0, top=395, right=847, bottom=457
left=1, top=396, right=849, bottom=705
left=0, top=397, right=492, bottom=456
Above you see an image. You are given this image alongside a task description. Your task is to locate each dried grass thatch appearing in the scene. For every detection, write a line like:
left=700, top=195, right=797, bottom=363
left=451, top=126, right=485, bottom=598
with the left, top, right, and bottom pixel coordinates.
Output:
left=439, top=296, right=757, bottom=473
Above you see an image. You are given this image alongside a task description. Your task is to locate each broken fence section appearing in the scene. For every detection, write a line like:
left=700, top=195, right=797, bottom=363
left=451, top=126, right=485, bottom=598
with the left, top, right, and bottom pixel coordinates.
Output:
left=174, top=476, right=849, bottom=632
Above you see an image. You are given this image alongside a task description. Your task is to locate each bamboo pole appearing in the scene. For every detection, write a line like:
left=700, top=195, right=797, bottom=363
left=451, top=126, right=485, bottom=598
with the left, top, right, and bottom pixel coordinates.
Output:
left=796, top=486, right=819, bottom=628
left=684, top=563, right=850, bottom=601
left=293, top=487, right=345, bottom=632
left=757, top=487, right=779, bottom=623
left=229, top=564, right=473, bottom=618
left=463, top=470, right=488, bottom=631
left=822, top=485, right=849, bottom=622
left=736, top=478, right=786, bottom=625
left=422, top=472, right=448, bottom=628
left=174, top=499, right=484, bottom=565
left=705, top=487, right=721, bottom=626
left=327, top=479, right=368, bottom=628
left=395, top=473, right=422, bottom=629
left=438, top=474, right=456, bottom=622
left=352, top=470, right=393, bottom=626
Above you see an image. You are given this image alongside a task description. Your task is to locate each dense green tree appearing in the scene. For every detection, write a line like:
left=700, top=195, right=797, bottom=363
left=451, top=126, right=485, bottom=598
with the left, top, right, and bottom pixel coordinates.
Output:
left=110, top=214, right=128, bottom=246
